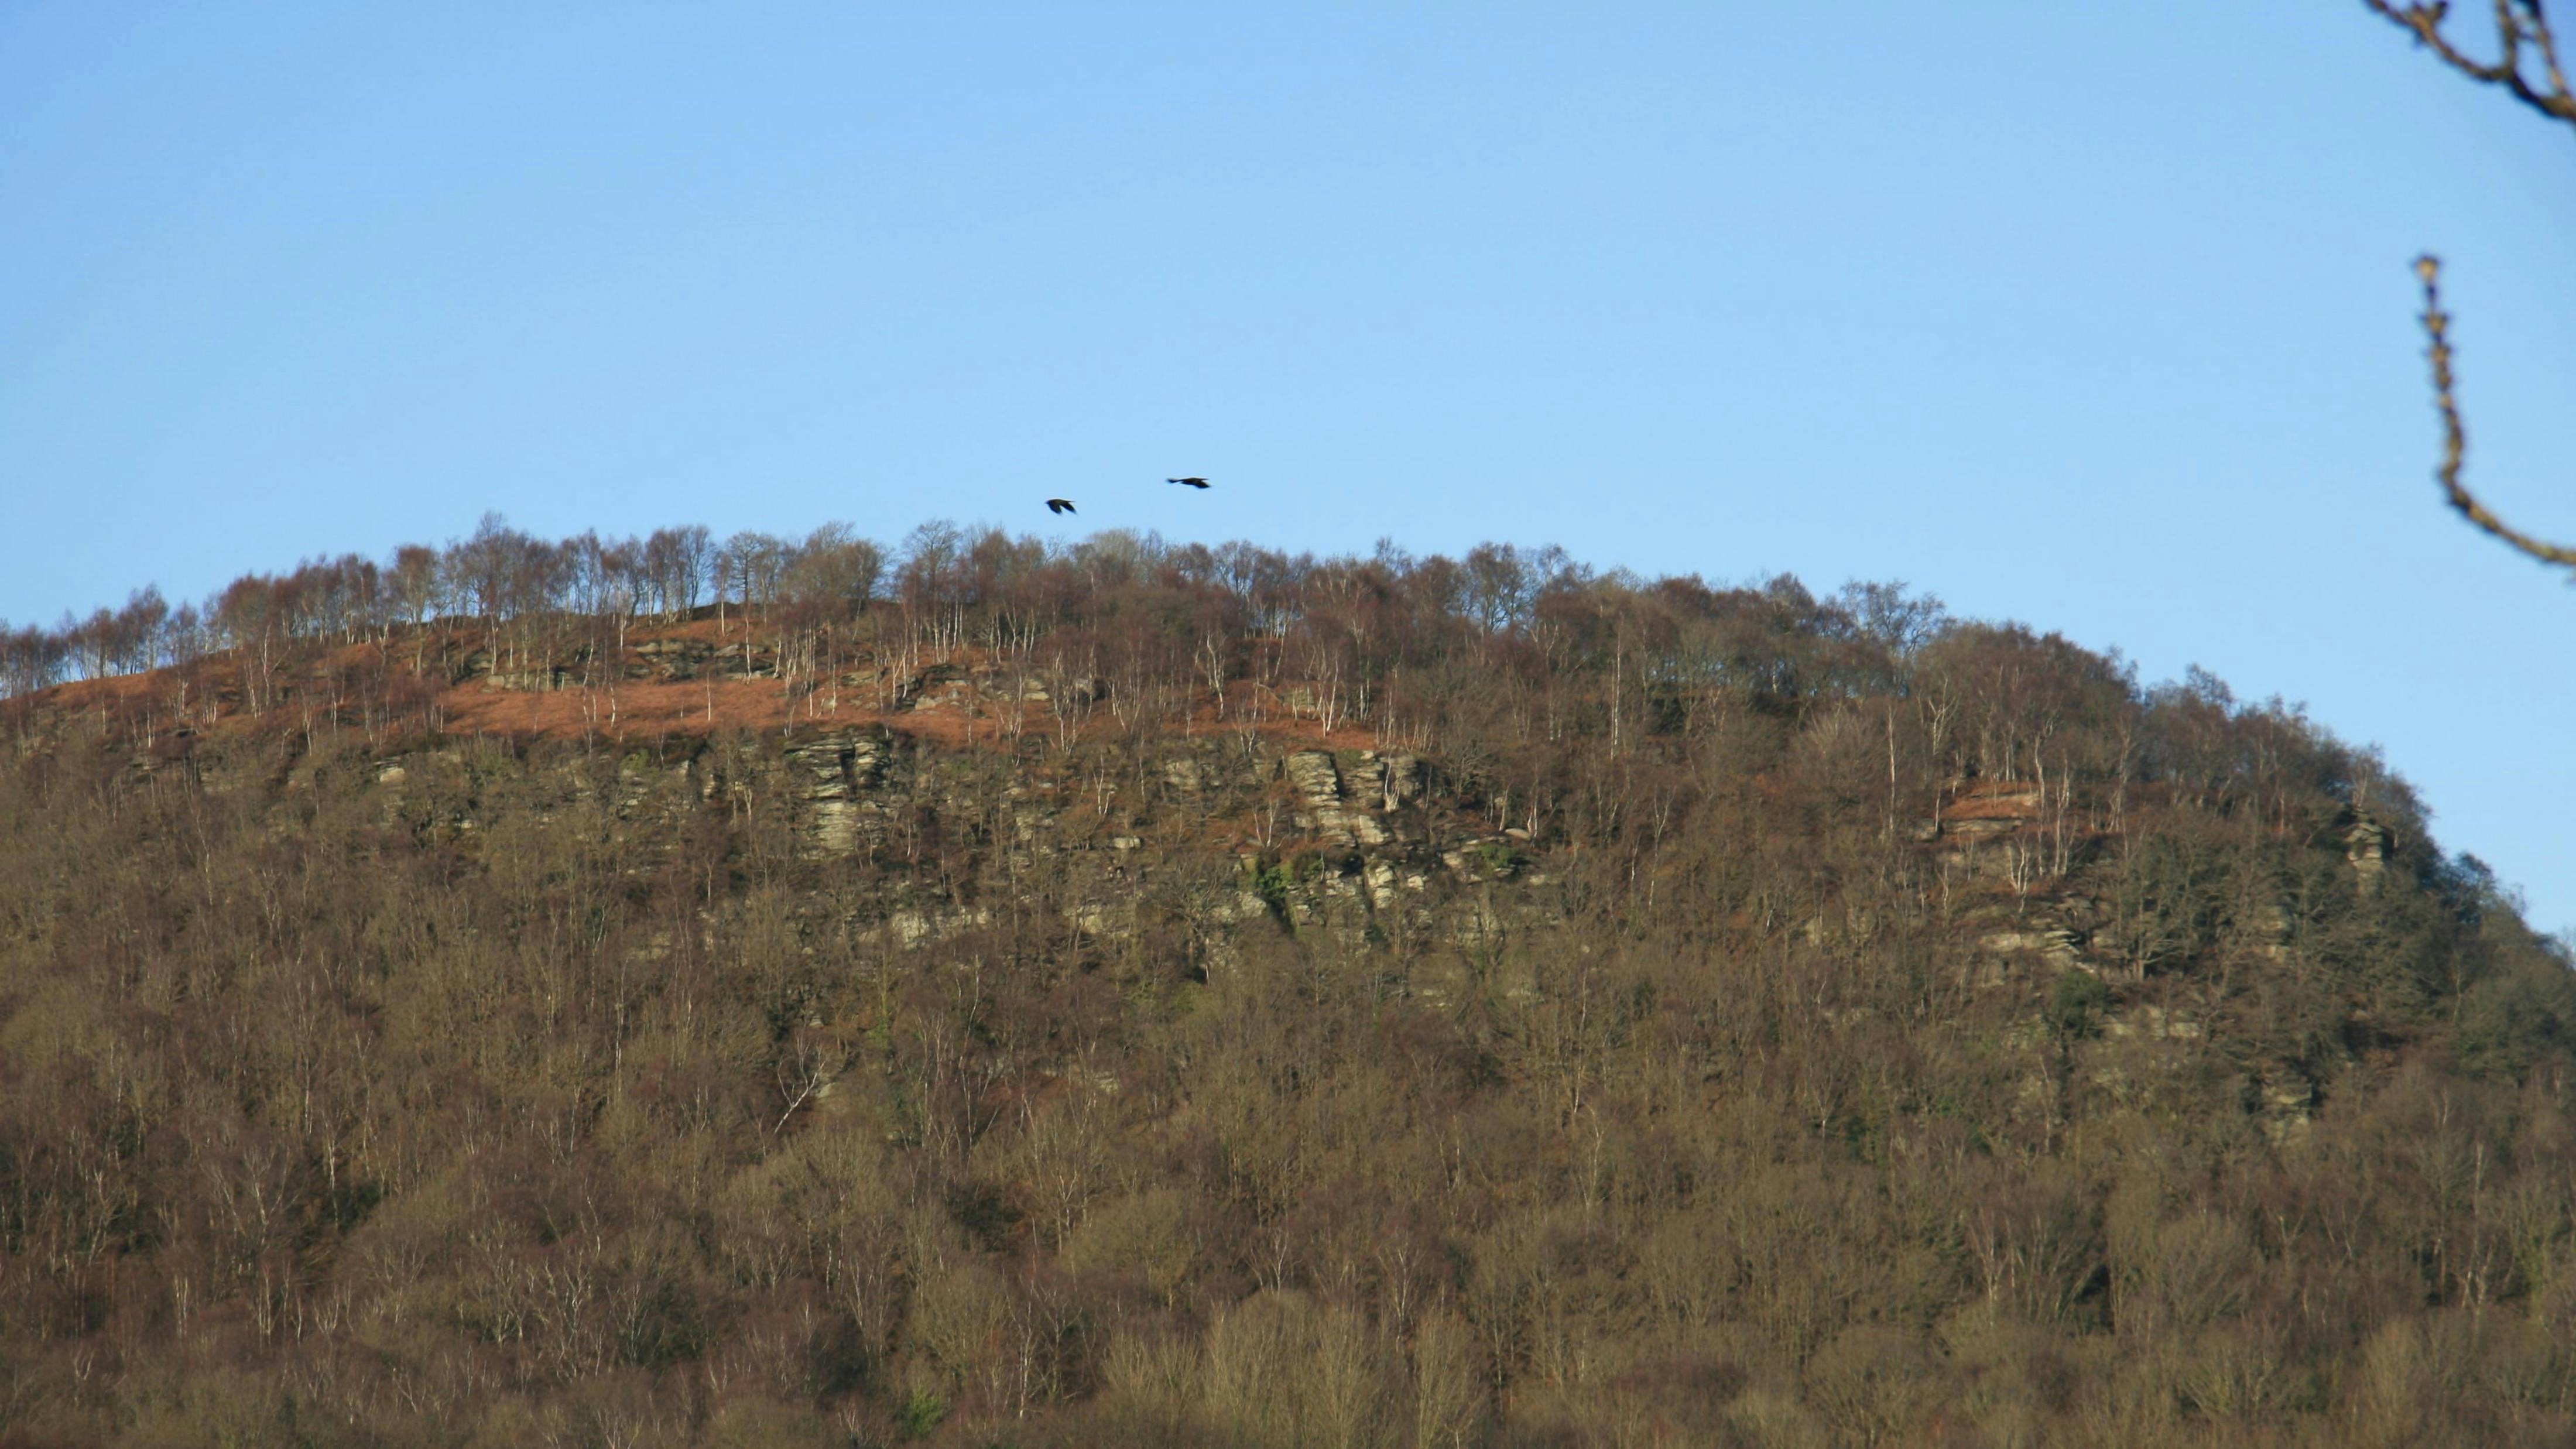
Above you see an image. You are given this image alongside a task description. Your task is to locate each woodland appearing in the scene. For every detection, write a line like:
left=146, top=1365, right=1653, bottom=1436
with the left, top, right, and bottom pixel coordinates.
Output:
left=1, top=516, right=2572, bottom=1447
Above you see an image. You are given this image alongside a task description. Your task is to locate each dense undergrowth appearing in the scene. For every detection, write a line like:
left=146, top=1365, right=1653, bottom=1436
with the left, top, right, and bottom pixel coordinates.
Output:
left=2, top=526, right=2572, bottom=1447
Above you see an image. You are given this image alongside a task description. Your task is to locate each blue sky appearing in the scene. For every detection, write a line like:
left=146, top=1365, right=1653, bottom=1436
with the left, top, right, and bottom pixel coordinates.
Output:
left=5, top=4, right=2571, bottom=929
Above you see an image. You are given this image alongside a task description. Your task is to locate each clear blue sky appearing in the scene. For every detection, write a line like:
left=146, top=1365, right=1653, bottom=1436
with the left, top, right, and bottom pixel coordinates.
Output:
left=5, top=4, right=2571, bottom=930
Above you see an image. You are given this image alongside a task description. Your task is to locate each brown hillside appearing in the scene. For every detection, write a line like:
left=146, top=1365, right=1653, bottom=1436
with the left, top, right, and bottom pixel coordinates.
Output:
left=2, top=533, right=2571, bottom=1447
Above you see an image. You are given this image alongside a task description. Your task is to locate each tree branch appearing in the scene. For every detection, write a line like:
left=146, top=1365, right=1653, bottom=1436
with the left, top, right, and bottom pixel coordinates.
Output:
left=2363, top=0, right=2576, bottom=126
left=2412, top=255, right=2576, bottom=571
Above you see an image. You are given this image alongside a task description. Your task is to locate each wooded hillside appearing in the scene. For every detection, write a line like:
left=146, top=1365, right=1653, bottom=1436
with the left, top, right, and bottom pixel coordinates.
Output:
left=2, top=522, right=2570, bottom=1447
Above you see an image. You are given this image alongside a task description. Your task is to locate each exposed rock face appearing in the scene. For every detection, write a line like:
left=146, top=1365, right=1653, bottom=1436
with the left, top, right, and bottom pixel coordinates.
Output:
left=787, top=728, right=891, bottom=854
left=332, top=729, right=1461, bottom=967
left=145, top=720, right=1520, bottom=990
left=895, top=663, right=974, bottom=711
left=1284, top=749, right=1340, bottom=805
left=1939, top=780, right=2043, bottom=840
left=1380, top=753, right=1425, bottom=807
left=629, top=638, right=716, bottom=676
left=1286, top=749, right=1390, bottom=846
left=2259, top=1071, right=2317, bottom=1142
left=883, top=905, right=993, bottom=948
left=1978, top=925, right=2087, bottom=971
left=2101, top=1005, right=2202, bottom=1041
left=1924, top=777, right=2083, bottom=888
left=2346, top=815, right=2392, bottom=890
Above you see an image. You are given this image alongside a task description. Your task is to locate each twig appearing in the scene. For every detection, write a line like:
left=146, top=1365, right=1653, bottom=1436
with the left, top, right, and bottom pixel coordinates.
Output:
left=2363, top=0, right=2576, bottom=128
left=2413, top=255, right=2576, bottom=571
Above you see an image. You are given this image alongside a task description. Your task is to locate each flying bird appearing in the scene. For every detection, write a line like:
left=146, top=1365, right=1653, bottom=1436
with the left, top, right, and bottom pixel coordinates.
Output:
left=1166, top=477, right=1211, bottom=489
left=1046, top=498, right=1077, bottom=515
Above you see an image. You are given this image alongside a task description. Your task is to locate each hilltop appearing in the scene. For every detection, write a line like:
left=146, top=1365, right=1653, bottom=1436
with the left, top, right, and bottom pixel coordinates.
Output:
left=2, top=520, right=2572, bottom=1447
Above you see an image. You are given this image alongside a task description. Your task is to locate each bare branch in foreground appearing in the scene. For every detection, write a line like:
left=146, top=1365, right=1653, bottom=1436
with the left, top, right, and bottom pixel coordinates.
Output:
left=2413, top=254, right=2576, bottom=572
left=2363, top=0, right=2576, bottom=128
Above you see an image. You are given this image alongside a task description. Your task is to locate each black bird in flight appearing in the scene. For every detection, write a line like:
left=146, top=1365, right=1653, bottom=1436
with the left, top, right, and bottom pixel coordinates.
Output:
left=1166, top=477, right=1211, bottom=489
left=1046, top=498, right=1077, bottom=515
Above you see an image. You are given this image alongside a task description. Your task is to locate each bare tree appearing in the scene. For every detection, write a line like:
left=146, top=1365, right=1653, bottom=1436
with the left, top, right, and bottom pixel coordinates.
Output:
left=781, top=523, right=885, bottom=612
left=389, top=544, right=441, bottom=630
